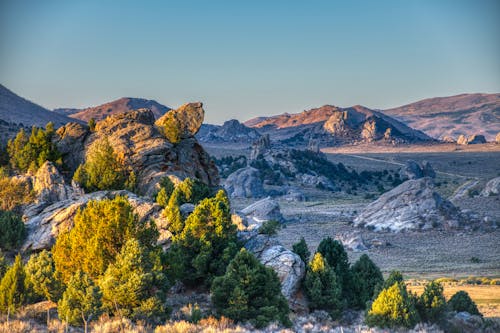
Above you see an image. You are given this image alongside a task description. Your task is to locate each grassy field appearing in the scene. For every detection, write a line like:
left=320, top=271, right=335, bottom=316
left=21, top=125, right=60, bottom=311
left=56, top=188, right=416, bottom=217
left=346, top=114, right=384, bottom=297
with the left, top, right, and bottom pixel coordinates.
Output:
left=408, top=284, right=500, bottom=318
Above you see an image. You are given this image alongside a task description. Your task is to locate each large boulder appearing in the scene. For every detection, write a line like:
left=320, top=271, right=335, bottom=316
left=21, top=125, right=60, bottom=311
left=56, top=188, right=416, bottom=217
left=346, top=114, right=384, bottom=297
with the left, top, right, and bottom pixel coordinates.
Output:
left=481, top=177, right=500, bottom=197
left=55, top=122, right=90, bottom=172
left=467, top=135, right=487, bottom=144
left=250, top=134, right=271, bottom=160
left=155, top=102, right=204, bottom=140
left=496, top=132, right=500, bottom=144
left=224, top=167, right=265, bottom=199
left=399, top=160, right=435, bottom=180
left=353, top=177, right=465, bottom=232
left=32, top=161, right=82, bottom=203
left=240, top=197, right=284, bottom=229
left=457, top=134, right=469, bottom=145
left=21, top=190, right=170, bottom=252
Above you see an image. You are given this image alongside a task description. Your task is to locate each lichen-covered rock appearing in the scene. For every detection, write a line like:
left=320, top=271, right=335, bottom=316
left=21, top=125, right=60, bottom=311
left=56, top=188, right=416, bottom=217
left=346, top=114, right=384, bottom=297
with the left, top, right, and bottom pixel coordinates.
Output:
left=353, top=177, right=465, bottom=232
left=224, top=167, right=265, bottom=199
left=481, top=177, right=500, bottom=197
left=155, top=102, right=204, bottom=142
left=33, top=161, right=82, bottom=203
left=240, top=197, right=284, bottom=228
left=21, top=190, right=169, bottom=251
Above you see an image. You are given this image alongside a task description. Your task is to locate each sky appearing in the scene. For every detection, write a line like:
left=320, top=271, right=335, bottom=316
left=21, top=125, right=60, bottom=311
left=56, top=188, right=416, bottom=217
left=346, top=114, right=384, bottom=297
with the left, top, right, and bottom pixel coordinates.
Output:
left=1, top=0, right=499, bottom=124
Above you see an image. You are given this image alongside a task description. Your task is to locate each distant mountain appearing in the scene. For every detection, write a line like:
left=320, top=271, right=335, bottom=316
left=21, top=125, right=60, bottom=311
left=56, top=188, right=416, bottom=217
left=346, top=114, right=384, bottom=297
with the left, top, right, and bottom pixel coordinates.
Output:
left=245, top=104, right=431, bottom=146
left=382, top=93, right=500, bottom=140
left=197, top=119, right=261, bottom=143
left=0, top=84, right=77, bottom=128
left=56, top=97, right=171, bottom=122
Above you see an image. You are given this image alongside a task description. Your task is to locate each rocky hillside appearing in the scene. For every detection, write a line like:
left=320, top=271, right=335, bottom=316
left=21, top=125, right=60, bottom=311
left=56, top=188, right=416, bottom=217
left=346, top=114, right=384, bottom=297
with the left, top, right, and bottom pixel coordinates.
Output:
left=197, top=119, right=261, bottom=143
left=383, top=93, right=500, bottom=140
left=245, top=104, right=432, bottom=145
left=0, top=84, right=77, bottom=134
left=54, top=97, right=171, bottom=122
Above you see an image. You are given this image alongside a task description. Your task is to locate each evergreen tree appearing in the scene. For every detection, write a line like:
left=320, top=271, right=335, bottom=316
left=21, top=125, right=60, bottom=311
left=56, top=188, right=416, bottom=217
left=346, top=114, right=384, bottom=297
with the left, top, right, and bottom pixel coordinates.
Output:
left=0, top=255, right=28, bottom=313
left=366, top=281, right=420, bottom=328
left=57, top=271, right=102, bottom=330
left=155, top=177, right=175, bottom=207
left=88, top=118, right=96, bottom=132
left=100, top=238, right=169, bottom=324
left=0, top=210, right=26, bottom=250
left=304, top=253, right=342, bottom=319
left=351, top=254, right=384, bottom=309
left=417, top=280, right=447, bottom=323
left=52, top=196, right=158, bottom=282
left=448, top=291, right=481, bottom=316
left=25, top=250, right=64, bottom=302
left=292, top=237, right=310, bottom=264
left=0, top=252, right=7, bottom=280
left=211, top=249, right=290, bottom=328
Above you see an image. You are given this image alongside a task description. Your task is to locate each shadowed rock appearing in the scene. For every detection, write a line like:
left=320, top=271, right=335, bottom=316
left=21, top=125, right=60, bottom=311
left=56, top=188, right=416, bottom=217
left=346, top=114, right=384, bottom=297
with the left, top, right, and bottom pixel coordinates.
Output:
left=224, top=167, right=265, bottom=199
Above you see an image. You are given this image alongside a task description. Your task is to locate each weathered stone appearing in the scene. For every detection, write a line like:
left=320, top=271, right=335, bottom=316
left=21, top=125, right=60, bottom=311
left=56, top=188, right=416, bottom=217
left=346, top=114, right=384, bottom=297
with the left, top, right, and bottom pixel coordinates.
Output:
left=399, top=160, right=435, bottom=180
left=179, top=203, right=195, bottom=217
left=283, top=187, right=306, bottom=202
left=442, top=136, right=456, bottom=143
left=335, top=232, right=368, bottom=252
left=55, top=122, right=90, bottom=172
left=481, top=177, right=500, bottom=196
left=224, top=167, right=265, bottom=199
left=155, top=102, right=204, bottom=140
left=33, top=161, right=82, bottom=203
left=240, top=197, right=284, bottom=229
left=496, top=132, right=500, bottom=144
left=353, top=177, right=465, bottom=232
left=250, top=134, right=271, bottom=160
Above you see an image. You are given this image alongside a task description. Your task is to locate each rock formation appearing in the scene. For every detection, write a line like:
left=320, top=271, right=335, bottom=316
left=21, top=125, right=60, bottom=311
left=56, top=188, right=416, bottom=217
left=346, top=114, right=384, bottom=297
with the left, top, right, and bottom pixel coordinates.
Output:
left=442, top=136, right=456, bottom=143
left=457, top=134, right=468, bottom=145
left=496, top=132, right=500, bottom=144
left=399, top=160, right=436, bottom=180
left=32, top=161, right=82, bottom=203
left=353, top=177, right=465, bottom=232
left=224, top=167, right=265, bottom=199
left=239, top=197, right=284, bottom=229
left=155, top=102, right=204, bottom=140
left=457, top=134, right=487, bottom=145
left=250, top=134, right=271, bottom=160
left=481, top=177, right=500, bottom=197
left=196, top=119, right=261, bottom=143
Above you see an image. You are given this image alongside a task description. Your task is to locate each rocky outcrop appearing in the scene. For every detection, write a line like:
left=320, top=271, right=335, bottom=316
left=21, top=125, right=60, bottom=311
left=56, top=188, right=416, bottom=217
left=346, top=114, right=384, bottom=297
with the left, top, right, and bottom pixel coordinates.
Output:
left=353, top=177, right=465, bottom=232
left=155, top=102, right=204, bottom=140
left=196, top=119, right=261, bottom=143
left=335, top=232, right=368, bottom=252
left=56, top=108, right=218, bottom=196
left=224, top=167, right=265, bottom=199
left=442, top=136, right=456, bottom=143
left=481, top=177, right=500, bottom=197
left=33, top=161, right=82, bottom=203
left=240, top=197, right=284, bottom=229
left=496, top=132, right=500, bottom=144
left=457, top=134, right=487, bottom=145
left=250, top=134, right=271, bottom=160
left=242, top=232, right=305, bottom=304
left=457, top=134, right=468, bottom=145
left=399, top=160, right=436, bottom=180
left=283, top=187, right=306, bottom=202
left=22, top=190, right=170, bottom=252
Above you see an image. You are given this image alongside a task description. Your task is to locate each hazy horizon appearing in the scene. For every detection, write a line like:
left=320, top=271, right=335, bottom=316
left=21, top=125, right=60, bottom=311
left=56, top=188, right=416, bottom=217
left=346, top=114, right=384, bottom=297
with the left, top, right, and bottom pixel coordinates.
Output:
left=1, top=0, right=499, bottom=124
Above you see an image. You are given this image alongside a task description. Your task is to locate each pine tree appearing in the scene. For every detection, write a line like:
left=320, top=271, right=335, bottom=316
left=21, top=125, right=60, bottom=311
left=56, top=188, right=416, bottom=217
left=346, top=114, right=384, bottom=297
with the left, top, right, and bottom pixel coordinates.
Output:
left=0, top=255, right=28, bottom=313
left=57, top=270, right=102, bottom=330
left=211, top=249, right=290, bottom=328
left=351, top=254, right=384, bottom=309
left=417, top=280, right=447, bottom=323
left=25, top=250, right=63, bottom=302
left=0, top=210, right=26, bottom=250
left=304, top=253, right=342, bottom=319
left=448, top=291, right=481, bottom=316
left=155, top=177, right=175, bottom=208
left=292, top=237, right=310, bottom=264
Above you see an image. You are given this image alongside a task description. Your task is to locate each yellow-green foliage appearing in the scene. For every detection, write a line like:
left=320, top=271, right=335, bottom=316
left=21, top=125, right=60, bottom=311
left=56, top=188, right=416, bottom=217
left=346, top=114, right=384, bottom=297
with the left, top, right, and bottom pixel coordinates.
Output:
left=0, top=255, right=28, bottom=313
left=0, top=170, right=34, bottom=211
left=160, top=116, right=182, bottom=144
left=25, top=250, right=63, bottom=302
left=52, top=196, right=158, bottom=282
left=418, top=281, right=447, bottom=323
left=0, top=210, right=26, bottom=250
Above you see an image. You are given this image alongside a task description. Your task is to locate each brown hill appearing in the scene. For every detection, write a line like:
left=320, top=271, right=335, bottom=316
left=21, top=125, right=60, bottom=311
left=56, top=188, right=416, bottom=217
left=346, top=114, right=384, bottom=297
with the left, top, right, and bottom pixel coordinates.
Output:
left=383, top=93, right=500, bottom=140
left=57, top=97, right=171, bottom=122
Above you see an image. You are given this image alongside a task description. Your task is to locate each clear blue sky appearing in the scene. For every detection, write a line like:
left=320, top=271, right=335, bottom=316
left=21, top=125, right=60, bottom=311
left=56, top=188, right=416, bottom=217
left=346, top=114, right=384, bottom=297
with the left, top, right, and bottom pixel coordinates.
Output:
left=1, top=0, right=499, bottom=124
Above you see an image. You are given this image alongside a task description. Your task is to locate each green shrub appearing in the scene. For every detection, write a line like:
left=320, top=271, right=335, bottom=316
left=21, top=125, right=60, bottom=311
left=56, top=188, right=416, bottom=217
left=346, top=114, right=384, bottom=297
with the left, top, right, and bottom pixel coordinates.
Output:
left=366, top=281, right=420, bottom=328
left=0, top=172, right=34, bottom=211
left=304, top=253, right=342, bottom=319
left=0, top=255, right=29, bottom=313
left=351, top=254, right=384, bottom=309
left=25, top=250, right=63, bottom=302
left=417, top=281, right=447, bottom=323
left=292, top=237, right=310, bottom=264
left=155, top=177, right=175, bottom=207
left=211, top=249, right=290, bottom=328
left=258, top=220, right=281, bottom=235
left=448, top=291, right=481, bottom=316
left=0, top=210, right=26, bottom=250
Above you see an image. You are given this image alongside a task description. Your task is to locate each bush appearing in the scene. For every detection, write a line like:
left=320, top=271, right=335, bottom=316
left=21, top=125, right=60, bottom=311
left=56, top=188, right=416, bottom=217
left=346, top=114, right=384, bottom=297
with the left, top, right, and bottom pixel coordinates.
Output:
left=351, top=254, right=384, bottom=309
left=0, top=172, right=34, bottom=211
left=25, top=250, right=63, bottom=302
left=155, top=177, right=175, bottom=207
left=258, top=220, right=281, bottom=235
left=304, top=253, right=342, bottom=319
left=448, top=291, right=481, bottom=316
left=0, top=210, right=26, bottom=250
left=366, top=281, right=420, bottom=328
left=211, top=249, right=290, bottom=328
left=417, top=281, right=447, bottom=323
left=0, top=255, right=29, bottom=313
left=292, top=237, right=310, bottom=264
left=52, top=196, right=158, bottom=282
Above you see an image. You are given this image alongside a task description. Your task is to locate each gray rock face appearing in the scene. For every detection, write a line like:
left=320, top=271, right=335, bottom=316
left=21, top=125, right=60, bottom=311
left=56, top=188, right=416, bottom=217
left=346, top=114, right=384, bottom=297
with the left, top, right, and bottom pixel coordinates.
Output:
left=283, top=187, right=306, bottom=202
left=22, top=190, right=170, bottom=252
left=197, top=119, right=261, bottom=143
left=467, top=134, right=487, bottom=144
left=481, top=177, right=500, bottom=196
left=224, top=167, right=265, bottom=199
left=399, top=160, right=435, bottom=180
left=155, top=102, right=204, bottom=139
left=242, top=232, right=305, bottom=303
left=335, top=232, right=368, bottom=252
left=55, top=122, right=90, bottom=172
left=353, top=177, right=464, bottom=232
left=250, top=134, right=271, bottom=160
left=33, top=161, right=83, bottom=203
left=442, top=136, right=456, bottom=143
left=240, top=197, right=284, bottom=229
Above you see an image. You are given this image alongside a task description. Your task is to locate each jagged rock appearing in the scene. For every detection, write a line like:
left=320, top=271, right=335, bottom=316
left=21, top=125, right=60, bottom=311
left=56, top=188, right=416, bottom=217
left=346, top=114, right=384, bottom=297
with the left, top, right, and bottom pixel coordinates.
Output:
left=481, top=177, right=500, bottom=196
left=197, top=119, right=260, bottom=143
left=335, top=232, right=368, bottom=252
left=383, top=127, right=392, bottom=140
left=457, top=134, right=468, bottom=145
left=299, top=173, right=336, bottom=190
left=307, top=139, right=320, bottom=153
left=242, top=232, right=305, bottom=303
left=361, top=119, right=377, bottom=142
left=231, top=212, right=248, bottom=231
left=250, top=134, right=271, bottom=160
left=467, top=134, right=487, bottom=144
left=33, top=161, right=82, bottom=203
left=442, top=136, right=456, bottom=143
left=447, top=312, right=496, bottom=333
left=155, top=102, right=204, bottom=140
left=399, top=160, right=435, bottom=180
left=224, top=167, right=265, bottom=199
left=283, top=187, right=306, bottom=202
left=179, top=203, right=195, bottom=217
left=323, top=112, right=348, bottom=135
left=59, top=108, right=219, bottom=196
left=21, top=190, right=169, bottom=251
left=496, top=132, right=500, bottom=144
left=353, top=177, right=465, bottom=232
left=240, top=197, right=284, bottom=228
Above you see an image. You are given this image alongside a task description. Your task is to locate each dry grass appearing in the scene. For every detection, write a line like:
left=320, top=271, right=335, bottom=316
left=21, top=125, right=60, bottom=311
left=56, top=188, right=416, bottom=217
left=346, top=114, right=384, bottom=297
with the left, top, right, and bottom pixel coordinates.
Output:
left=408, top=284, right=500, bottom=318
